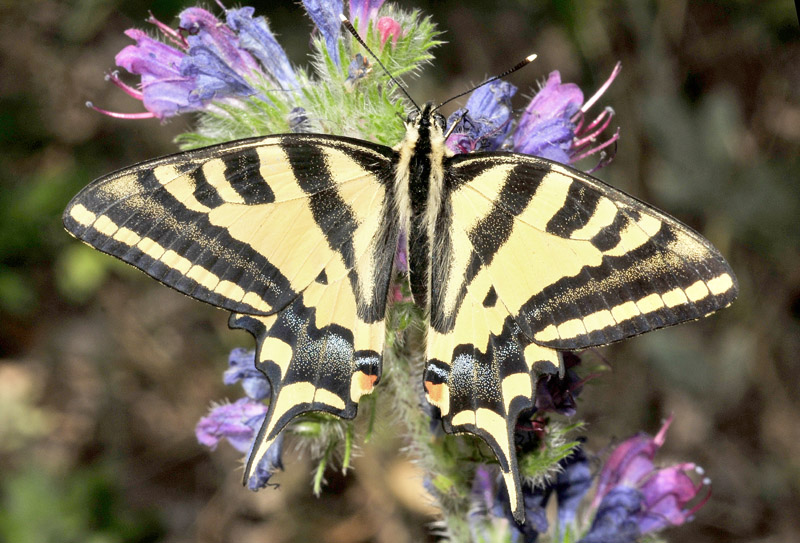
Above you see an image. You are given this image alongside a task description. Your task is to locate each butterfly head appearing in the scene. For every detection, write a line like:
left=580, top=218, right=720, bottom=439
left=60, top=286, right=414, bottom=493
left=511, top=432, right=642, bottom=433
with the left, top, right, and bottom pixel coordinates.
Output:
left=406, top=102, right=447, bottom=137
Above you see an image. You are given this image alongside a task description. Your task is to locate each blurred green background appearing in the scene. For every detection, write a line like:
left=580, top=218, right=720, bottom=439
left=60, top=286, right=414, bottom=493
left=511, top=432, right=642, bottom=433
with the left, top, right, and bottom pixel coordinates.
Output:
left=0, top=0, right=798, bottom=541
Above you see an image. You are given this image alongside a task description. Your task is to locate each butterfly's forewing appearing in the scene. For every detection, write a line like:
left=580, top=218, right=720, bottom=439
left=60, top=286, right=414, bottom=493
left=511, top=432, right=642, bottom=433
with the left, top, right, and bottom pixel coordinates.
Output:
left=427, top=151, right=737, bottom=522
left=443, top=153, right=737, bottom=349
left=64, top=134, right=400, bottom=482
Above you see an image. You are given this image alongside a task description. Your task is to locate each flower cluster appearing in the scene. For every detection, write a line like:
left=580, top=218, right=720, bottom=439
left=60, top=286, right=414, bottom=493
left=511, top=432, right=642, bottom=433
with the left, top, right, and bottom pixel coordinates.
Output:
left=92, top=0, right=412, bottom=145
left=471, top=417, right=711, bottom=543
left=446, top=64, right=621, bottom=170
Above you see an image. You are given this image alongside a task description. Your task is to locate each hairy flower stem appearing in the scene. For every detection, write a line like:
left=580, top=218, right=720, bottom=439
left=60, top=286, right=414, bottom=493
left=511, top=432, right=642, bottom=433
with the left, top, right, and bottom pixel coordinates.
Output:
left=383, top=305, right=472, bottom=541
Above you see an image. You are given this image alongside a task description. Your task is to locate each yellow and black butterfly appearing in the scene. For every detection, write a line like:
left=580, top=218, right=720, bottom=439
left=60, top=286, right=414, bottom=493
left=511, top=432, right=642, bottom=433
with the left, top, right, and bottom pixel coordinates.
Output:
left=63, top=46, right=737, bottom=524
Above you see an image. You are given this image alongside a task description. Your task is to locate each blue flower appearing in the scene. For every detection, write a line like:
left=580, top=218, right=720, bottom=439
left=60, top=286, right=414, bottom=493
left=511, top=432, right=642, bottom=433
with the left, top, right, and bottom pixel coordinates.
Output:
left=223, top=348, right=270, bottom=401
left=224, top=7, right=299, bottom=90
left=579, top=487, right=643, bottom=543
left=553, top=445, right=593, bottom=532
left=303, top=0, right=344, bottom=67
left=195, top=397, right=268, bottom=453
left=246, top=432, right=285, bottom=490
left=583, top=417, right=711, bottom=539
left=178, top=8, right=262, bottom=104
left=446, top=80, right=517, bottom=153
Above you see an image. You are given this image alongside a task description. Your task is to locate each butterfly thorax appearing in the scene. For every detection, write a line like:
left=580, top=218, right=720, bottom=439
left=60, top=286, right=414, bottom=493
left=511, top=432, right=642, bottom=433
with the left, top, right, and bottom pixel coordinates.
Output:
left=394, top=102, right=451, bottom=308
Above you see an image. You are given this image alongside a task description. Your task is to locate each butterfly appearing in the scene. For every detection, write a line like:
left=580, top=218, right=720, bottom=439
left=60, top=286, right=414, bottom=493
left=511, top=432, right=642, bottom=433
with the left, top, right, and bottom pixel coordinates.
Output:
left=63, top=68, right=737, bottom=523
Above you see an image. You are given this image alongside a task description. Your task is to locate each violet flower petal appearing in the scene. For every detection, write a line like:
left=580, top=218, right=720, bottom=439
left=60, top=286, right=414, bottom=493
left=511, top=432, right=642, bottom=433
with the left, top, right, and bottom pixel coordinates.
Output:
left=579, top=486, right=643, bottom=543
left=247, top=432, right=285, bottom=490
left=115, top=29, right=196, bottom=118
left=303, top=0, right=344, bottom=67
left=513, top=71, right=583, bottom=159
left=225, top=6, right=299, bottom=89
left=349, top=0, right=385, bottom=35
left=591, top=418, right=671, bottom=508
left=195, top=397, right=268, bottom=454
left=223, top=348, right=270, bottom=401
left=179, top=7, right=260, bottom=75
left=638, top=463, right=703, bottom=532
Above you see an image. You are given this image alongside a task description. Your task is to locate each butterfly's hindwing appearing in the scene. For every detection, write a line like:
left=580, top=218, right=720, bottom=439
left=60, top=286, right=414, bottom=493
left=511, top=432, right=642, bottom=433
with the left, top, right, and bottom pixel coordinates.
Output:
left=231, top=285, right=385, bottom=478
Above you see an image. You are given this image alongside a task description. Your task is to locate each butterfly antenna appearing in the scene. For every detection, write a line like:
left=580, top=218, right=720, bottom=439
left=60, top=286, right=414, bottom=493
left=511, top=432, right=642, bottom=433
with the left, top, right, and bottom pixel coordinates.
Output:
left=434, top=54, right=537, bottom=111
left=339, top=14, right=421, bottom=112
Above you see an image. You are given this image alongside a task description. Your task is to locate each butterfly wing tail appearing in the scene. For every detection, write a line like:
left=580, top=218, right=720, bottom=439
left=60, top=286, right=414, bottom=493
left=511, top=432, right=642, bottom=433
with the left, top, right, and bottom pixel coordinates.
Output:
left=231, top=289, right=384, bottom=486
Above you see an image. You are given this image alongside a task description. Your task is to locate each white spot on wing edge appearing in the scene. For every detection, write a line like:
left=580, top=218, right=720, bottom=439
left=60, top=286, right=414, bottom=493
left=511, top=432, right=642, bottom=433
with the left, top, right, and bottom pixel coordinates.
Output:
left=69, top=203, right=97, bottom=226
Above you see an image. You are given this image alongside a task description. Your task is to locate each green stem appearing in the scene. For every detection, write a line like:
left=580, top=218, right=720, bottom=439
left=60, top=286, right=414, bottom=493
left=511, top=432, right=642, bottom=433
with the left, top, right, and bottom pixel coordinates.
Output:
left=384, top=312, right=474, bottom=542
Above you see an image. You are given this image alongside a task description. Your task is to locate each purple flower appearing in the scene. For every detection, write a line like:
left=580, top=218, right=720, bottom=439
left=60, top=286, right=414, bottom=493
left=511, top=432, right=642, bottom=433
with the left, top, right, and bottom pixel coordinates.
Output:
left=580, top=486, right=643, bottom=543
left=534, top=352, right=592, bottom=417
left=553, top=445, right=593, bottom=531
left=178, top=8, right=262, bottom=104
left=349, top=0, right=385, bottom=35
left=93, top=8, right=272, bottom=120
left=179, top=8, right=260, bottom=76
left=447, top=80, right=517, bottom=153
left=223, top=348, right=270, bottom=401
left=513, top=70, right=583, bottom=161
left=196, top=397, right=268, bottom=453
left=586, top=417, right=711, bottom=537
left=469, top=466, right=549, bottom=543
left=104, top=28, right=194, bottom=119
left=513, top=63, right=621, bottom=169
left=246, top=432, right=285, bottom=490
left=224, top=6, right=299, bottom=89
left=303, top=0, right=344, bottom=67
left=195, top=396, right=284, bottom=489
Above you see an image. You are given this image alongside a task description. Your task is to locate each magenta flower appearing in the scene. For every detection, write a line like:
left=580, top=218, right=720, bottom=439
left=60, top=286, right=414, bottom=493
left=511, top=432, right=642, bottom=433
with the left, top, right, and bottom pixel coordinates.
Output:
left=585, top=416, right=711, bottom=539
left=377, top=16, right=403, bottom=47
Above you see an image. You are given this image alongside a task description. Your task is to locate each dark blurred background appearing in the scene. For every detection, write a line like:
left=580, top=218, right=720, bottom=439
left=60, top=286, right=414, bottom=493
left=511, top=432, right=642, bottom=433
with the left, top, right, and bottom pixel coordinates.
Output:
left=1, top=1, right=798, bottom=542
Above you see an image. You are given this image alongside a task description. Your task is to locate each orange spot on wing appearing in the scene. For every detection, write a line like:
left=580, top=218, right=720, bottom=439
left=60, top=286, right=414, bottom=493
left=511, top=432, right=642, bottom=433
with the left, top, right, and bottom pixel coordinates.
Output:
left=425, top=381, right=443, bottom=404
left=358, top=372, right=378, bottom=391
